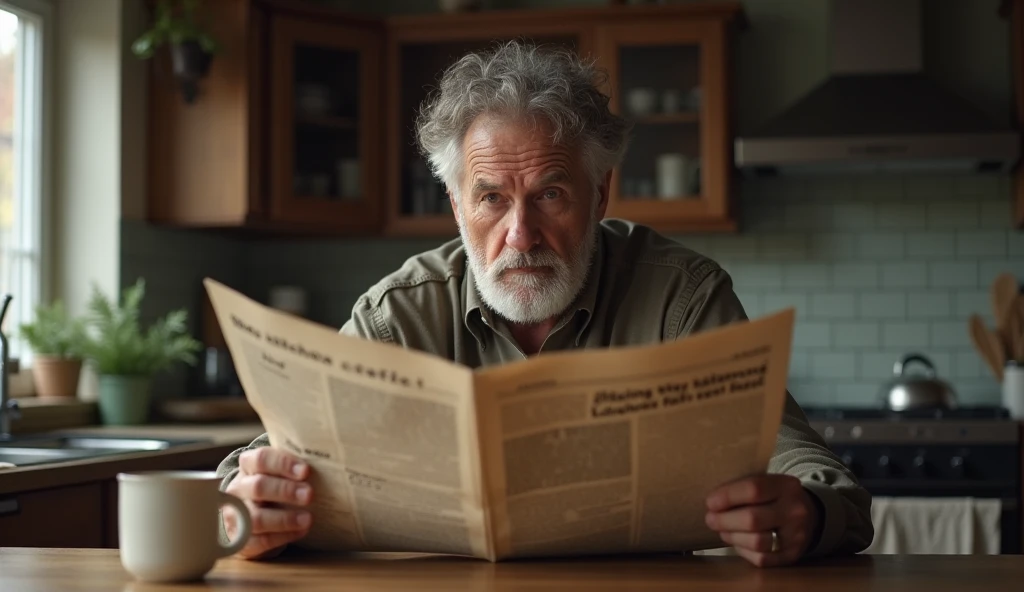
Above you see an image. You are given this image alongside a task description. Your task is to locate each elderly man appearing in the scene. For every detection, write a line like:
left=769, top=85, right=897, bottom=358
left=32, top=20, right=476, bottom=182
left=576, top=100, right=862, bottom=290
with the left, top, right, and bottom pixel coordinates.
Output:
left=216, top=41, right=873, bottom=567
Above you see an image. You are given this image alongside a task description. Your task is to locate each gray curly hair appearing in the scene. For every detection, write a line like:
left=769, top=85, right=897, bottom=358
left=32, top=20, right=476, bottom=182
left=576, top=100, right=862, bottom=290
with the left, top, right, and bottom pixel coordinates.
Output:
left=415, top=40, right=631, bottom=201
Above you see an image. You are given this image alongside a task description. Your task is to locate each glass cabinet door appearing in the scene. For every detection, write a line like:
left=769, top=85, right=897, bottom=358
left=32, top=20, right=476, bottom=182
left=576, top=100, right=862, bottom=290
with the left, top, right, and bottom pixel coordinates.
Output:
left=270, top=16, right=381, bottom=232
left=386, top=25, right=590, bottom=237
left=599, top=21, right=732, bottom=231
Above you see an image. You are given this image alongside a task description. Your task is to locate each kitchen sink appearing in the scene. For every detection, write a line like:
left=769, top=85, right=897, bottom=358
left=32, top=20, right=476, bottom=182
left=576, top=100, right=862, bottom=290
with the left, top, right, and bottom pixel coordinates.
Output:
left=0, top=435, right=208, bottom=468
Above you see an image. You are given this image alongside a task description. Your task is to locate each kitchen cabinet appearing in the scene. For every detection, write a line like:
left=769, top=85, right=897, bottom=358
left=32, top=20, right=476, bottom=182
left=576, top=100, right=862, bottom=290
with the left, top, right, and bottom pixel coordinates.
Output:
left=146, top=1, right=744, bottom=236
left=146, top=0, right=385, bottom=234
left=0, top=483, right=105, bottom=548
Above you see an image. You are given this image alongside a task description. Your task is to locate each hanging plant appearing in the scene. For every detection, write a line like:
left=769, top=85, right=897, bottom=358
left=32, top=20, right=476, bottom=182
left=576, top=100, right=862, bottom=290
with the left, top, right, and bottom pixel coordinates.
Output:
left=132, top=0, right=220, bottom=104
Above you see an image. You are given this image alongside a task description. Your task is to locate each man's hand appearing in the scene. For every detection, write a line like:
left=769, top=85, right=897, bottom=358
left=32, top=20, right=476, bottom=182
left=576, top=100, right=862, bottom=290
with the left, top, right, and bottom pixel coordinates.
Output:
left=704, top=474, right=820, bottom=568
left=224, top=447, right=314, bottom=560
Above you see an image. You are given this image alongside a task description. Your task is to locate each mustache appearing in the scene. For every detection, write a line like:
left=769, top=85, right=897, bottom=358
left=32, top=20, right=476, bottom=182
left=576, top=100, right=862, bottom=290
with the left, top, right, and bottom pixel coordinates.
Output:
left=491, top=249, right=565, bottom=273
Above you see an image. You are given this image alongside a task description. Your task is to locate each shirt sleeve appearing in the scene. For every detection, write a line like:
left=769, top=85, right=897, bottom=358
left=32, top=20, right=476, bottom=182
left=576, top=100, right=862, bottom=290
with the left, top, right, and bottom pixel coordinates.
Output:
left=671, top=267, right=874, bottom=559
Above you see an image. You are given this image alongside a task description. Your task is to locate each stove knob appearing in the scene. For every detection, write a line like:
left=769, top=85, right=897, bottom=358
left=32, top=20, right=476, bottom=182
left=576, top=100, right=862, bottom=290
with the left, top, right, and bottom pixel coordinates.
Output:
left=877, top=454, right=891, bottom=477
left=912, top=452, right=929, bottom=477
left=950, top=455, right=966, bottom=479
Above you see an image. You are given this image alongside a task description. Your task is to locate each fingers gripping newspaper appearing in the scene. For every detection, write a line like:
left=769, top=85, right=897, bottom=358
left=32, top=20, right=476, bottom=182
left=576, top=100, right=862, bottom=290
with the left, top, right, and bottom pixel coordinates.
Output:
left=204, top=278, right=795, bottom=562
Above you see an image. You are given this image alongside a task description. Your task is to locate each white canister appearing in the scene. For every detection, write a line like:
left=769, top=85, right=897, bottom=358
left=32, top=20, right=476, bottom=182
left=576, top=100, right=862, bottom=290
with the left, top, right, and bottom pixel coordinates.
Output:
left=336, top=158, right=361, bottom=200
left=1003, top=362, right=1024, bottom=419
left=656, top=153, right=689, bottom=200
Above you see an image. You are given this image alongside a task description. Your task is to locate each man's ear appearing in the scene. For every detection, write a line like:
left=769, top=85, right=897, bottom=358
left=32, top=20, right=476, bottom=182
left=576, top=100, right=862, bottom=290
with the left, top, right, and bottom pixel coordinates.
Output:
left=596, top=170, right=612, bottom=219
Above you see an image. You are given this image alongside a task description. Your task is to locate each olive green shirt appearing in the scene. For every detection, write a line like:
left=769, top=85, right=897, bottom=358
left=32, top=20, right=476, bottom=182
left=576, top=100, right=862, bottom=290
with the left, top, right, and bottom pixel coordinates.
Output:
left=216, top=218, right=873, bottom=559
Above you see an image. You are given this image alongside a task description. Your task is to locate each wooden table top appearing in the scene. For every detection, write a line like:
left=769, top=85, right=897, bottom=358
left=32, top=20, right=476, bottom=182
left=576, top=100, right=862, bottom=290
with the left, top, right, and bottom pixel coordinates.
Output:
left=2, top=548, right=1024, bottom=591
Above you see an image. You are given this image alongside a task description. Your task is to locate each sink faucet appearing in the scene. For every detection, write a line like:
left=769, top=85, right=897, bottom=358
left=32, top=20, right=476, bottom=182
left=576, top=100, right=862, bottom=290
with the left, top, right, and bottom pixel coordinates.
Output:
left=0, top=294, right=19, bottom=441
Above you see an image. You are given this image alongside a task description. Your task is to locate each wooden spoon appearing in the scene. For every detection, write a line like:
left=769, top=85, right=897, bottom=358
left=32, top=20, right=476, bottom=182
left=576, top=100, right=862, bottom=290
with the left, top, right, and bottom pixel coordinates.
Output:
left=991, top=273, right=1019, bottom=331
left=970, top=314, right=1004, bottom=381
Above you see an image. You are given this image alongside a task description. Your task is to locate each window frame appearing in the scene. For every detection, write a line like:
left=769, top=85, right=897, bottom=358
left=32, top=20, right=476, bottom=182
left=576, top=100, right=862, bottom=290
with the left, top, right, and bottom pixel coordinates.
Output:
left=0, top=0, right=53, bottom=371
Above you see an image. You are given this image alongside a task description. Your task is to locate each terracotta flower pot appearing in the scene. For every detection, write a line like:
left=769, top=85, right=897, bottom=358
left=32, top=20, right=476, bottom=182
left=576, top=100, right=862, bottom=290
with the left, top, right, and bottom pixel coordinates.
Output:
left=32, top=356, right=83, bottom=399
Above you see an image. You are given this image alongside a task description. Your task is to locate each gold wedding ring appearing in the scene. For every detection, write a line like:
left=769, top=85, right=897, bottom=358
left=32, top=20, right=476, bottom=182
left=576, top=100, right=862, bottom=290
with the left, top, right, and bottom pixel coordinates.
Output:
left=770, top=529, right=781, bottom=553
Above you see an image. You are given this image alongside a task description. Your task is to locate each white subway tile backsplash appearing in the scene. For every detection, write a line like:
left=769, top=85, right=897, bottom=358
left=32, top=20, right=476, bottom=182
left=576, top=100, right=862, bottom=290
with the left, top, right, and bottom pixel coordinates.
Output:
left=906, top=291, right=953, bottom=318
left=789, top=352, right=811, bottom=378
left=927, top=200, right=979, bottom=229
left=881, top=322, right=930, bottom=348
left=951, top=378, right=1000, bottom=406
left=807, top=233, right=860, bottom=260
left=763, top=293, right=809, bottom=314
left=833, top=322, right=880, bottom=348
left=858, top=177, right=904, bottom=199
left=832, top=263, right=880, bottom=288
left=861, top=351, right=906, bottom=380
left=860, top=292, right=907, bottom=319
left=979, top=200, right=1012, bottom=229
left=729, top=264, right=784, bottom=289
left=858, top=232, right=906, bottom=258
left=903, top=176, right=947, bottom=200
left=928, top=261, right=978, bottom=288
left=833, top=383, right=882, bottom=407
left=876, top=203, right=926, bottom=230
left=811, top=352, right=858, bottom=378
left=906, top=232, right=956, bottom=258
left=784, top=203, right=832, bottom=232
left=955, top=231, right=1006, bottom=257
left=881, top=263, right=928, bottom=288
left=930, top=321, right=972, bottom=348
left=953, top=351, right=985, bottom=379
left=979, top=260, right=1024, bottom=284
left=794, top=322, right=832, bottom=348
left=787, top=380, right=834, bottom=405
left=1009, top=232, right=1024, bottom=258
left=758, top=234, right=809, bottom=260
left=783, top=263, right=831, bottom=288
left=832, top=202, right=876, bottom=230
left=809, top=292, right=857, bottom=319
left=954, top=290, right=991, bottom=319
left=707, top=235, right=759, bottom=260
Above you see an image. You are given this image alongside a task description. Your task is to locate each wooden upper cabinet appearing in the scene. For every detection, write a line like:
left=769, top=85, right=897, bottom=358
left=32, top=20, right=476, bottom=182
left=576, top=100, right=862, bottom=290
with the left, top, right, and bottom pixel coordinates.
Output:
left=145, top=1, right=742, bottom=236
left=598, top=15, right=737, bottom=232
left=384, top=18, right=593, bottom=238
left=269, top=15, right=383, bottom=232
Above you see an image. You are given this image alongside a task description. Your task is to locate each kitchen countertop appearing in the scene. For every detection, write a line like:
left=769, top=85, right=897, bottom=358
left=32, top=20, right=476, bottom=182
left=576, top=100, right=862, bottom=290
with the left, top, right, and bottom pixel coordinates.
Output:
left=1, top=548, right=1023, bottom=591
left=0, top=423, right=265, bottom=495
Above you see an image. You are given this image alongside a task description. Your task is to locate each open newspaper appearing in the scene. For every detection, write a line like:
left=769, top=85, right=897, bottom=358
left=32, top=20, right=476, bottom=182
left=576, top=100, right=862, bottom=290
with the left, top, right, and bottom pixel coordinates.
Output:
left=204, top=278, right=795, bottom=561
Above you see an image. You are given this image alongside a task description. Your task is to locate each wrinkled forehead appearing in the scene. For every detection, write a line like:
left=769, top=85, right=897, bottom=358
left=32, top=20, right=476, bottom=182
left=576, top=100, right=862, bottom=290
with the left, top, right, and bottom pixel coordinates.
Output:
left=461, top=113, right=581, bottom=180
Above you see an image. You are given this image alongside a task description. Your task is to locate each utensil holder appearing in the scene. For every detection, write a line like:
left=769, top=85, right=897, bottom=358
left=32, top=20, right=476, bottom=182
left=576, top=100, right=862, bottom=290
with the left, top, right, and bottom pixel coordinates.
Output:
left=1002, top=361, right=1024, bottom=419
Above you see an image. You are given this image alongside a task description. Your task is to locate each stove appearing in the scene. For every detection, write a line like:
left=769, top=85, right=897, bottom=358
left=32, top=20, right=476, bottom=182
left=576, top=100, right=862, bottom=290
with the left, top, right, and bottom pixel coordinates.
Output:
left=802, top=405, right=1021, bottom=554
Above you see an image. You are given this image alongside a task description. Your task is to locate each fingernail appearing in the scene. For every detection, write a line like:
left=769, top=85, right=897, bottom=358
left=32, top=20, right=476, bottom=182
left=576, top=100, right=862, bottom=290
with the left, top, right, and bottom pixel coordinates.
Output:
left=292, top=463, right=307, bottom=478
left=298, top=512, right=311, bottom=529
left=296, top=485, right=311, bottom=504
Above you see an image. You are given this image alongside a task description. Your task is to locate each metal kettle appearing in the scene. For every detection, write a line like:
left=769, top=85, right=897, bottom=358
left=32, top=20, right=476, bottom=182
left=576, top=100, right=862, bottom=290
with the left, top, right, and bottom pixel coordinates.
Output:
left=881, top=353, right=958, bottom=411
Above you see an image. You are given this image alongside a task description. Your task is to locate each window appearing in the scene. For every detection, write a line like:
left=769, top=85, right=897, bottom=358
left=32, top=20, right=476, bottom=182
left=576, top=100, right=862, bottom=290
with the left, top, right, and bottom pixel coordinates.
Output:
left=0, top=0, right=49, bottom=368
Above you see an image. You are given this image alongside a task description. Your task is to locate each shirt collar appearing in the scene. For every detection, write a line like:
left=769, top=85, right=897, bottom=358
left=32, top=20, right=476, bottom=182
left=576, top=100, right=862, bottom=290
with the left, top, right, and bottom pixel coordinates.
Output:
left=463, top=232, right=605, bottom=348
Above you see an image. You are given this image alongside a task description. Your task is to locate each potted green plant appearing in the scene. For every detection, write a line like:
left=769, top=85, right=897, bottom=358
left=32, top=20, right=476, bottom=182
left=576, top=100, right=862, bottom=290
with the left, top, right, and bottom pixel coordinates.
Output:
left=17, top=300, right=88, bottom=399
left=131, top=0, right=220, bottom=104
left=82, top=279, right=202, bottom=425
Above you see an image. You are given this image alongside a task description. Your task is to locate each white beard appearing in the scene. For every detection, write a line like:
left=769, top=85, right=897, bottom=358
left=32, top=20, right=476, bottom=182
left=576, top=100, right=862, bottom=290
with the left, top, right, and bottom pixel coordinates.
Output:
left=459, top=213, right=598, bottom=325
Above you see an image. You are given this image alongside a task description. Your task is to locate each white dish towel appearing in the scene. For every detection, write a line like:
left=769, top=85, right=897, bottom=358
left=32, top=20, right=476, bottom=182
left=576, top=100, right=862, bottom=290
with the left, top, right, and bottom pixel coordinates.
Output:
left=865, top=496, right=1002, bottom=555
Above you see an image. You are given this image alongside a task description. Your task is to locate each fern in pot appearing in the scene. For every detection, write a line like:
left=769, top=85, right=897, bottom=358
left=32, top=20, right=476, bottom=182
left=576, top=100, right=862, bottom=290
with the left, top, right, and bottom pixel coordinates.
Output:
left=82, top=279, right=202, bottom=425
left=18, top=301, right=89, bottom=399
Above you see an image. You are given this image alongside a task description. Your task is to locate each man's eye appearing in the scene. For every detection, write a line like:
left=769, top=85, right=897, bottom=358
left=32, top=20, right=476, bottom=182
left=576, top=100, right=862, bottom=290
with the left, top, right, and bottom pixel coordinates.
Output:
left=541, top=189, right=561, bottom=200
left=482, top=193, right=500, bottom=204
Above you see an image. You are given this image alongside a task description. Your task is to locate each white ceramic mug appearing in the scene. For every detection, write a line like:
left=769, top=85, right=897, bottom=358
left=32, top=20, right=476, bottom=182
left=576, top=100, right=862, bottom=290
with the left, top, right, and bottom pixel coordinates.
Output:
left=117, top=471, right=252, bottom=583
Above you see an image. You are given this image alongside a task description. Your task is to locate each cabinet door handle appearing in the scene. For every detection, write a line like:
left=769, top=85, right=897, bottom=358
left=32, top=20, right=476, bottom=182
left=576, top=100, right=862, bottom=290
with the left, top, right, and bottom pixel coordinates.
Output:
left=0, top=497, right=20, bottom=516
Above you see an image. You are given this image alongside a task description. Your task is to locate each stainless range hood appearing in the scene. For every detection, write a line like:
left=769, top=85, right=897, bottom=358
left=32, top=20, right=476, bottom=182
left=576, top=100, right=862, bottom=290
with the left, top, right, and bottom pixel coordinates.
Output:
left=734, top=0, right=1021, bottom=175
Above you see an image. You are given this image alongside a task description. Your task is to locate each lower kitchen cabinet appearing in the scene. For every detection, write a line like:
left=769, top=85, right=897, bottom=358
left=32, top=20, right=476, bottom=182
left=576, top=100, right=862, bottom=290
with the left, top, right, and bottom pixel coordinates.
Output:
left=0, top=483, right=105, bottom=548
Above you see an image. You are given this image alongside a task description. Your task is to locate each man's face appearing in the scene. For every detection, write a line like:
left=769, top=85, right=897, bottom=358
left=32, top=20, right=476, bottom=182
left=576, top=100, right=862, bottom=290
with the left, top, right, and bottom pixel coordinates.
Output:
left=452, top=114, right=610, bottom=325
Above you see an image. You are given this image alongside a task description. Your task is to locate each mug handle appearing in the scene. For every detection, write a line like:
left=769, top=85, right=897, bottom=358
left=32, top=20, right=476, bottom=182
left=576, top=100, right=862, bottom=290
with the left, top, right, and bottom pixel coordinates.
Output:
left=218, top=492, right=252, bottom=558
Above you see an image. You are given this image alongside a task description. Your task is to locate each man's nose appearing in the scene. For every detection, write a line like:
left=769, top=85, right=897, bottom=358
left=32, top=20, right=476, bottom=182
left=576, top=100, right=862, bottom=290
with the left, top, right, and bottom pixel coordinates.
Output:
left=505, top=204, right=541, bottom=253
